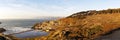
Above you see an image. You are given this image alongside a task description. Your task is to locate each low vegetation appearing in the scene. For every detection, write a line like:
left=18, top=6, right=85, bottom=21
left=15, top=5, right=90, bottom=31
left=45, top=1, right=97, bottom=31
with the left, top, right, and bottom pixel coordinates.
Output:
left=31, top=8, right=120, bottom=40
left=2, top=8, right=120, bottom=40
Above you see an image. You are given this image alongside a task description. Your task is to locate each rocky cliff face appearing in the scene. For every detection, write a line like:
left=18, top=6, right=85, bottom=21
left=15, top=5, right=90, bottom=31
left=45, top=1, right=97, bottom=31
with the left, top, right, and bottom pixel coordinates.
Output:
left=32, top=8, right=120, bottom=40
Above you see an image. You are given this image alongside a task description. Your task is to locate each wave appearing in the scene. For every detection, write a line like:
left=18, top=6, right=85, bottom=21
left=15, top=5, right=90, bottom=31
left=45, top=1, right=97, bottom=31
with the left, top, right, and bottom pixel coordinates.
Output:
left=3, top=27, right=31, bottom=34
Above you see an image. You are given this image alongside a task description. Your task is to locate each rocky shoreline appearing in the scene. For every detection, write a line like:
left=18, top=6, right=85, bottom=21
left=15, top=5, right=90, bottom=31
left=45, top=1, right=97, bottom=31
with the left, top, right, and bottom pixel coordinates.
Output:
left=0, top=28, right=19, bottom=40
left=32, top=8, right=120, bottom=40
left=1, top=8, right=120, bottom=40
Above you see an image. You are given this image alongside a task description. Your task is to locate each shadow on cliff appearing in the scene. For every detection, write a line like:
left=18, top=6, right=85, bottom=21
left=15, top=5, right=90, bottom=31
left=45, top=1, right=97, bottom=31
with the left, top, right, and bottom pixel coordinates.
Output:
left=103, top=28, right=120, bottom=36
left=95, top=27, right=120, bottom=40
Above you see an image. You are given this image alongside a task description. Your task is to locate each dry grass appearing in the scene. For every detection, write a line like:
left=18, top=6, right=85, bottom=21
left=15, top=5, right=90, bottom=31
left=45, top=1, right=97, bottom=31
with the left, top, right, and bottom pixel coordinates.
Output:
left=27, top=9, right=120, bottom=40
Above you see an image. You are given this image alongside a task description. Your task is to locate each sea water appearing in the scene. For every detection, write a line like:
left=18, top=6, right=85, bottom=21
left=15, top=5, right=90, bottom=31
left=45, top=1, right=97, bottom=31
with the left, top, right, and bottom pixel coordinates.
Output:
left=0, top=19, right=49, bottom=38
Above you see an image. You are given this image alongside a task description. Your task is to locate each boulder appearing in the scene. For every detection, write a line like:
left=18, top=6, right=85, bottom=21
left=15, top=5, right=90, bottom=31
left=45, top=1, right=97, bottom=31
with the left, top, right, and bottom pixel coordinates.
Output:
left=0, top=28, right=6, bottom=33
left=0, top=22, right=1, bottom=24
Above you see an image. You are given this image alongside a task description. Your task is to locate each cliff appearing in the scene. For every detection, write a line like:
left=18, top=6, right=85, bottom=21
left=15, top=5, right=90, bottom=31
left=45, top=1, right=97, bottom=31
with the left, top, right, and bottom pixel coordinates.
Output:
left=32, top=8, right=120, bottom=40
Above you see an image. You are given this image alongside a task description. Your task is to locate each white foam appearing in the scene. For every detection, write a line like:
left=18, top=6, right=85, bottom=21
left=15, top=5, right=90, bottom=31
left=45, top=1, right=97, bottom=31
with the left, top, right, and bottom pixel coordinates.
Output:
left=3, top=27, right=31, bottom=34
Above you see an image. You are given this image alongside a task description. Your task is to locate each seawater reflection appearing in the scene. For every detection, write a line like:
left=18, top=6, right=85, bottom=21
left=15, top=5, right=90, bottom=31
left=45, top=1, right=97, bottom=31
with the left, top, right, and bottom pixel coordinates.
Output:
left=12, top=30, right=48, bottom=38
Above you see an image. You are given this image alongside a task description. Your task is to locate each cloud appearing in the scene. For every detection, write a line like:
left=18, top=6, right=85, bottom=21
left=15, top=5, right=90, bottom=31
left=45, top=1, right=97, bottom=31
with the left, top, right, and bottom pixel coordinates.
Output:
left=1, top=0, right=120, bottom=19
left=0, top=0, right=77, bottom=18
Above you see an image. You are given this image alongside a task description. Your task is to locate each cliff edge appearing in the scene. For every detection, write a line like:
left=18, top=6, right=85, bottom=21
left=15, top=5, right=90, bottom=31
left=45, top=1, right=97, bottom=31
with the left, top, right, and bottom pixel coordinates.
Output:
left=32, top=8, right=120, bottom=40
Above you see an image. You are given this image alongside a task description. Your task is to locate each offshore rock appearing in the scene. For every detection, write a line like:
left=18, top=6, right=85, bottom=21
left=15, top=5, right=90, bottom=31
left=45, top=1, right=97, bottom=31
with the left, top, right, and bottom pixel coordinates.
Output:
left=0, top=28, right=6, bottom=33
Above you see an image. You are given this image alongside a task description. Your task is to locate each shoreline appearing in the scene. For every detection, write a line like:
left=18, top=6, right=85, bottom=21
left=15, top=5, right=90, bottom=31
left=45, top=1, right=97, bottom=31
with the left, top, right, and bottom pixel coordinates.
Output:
left=12, top=30, right=48, bottom=38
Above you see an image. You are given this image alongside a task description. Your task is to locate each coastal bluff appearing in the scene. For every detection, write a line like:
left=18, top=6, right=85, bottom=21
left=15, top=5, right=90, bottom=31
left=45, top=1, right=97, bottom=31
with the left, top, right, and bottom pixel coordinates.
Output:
left=31, top=8, right=120, bottom=40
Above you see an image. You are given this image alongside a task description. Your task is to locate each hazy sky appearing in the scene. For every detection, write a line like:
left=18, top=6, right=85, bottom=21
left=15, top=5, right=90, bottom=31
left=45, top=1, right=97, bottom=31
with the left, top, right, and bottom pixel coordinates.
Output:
left=0, top=0, right=120, bottom=19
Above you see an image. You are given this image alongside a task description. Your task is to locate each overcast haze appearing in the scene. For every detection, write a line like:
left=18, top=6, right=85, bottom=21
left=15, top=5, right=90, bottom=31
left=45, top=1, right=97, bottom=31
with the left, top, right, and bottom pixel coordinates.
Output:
left=0, top=0, right=120, bottom=19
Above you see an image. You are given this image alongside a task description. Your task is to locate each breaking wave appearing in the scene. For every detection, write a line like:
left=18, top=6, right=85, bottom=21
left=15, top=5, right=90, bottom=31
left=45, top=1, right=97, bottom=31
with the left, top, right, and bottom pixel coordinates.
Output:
left=3, top=27, right=31, bottom=34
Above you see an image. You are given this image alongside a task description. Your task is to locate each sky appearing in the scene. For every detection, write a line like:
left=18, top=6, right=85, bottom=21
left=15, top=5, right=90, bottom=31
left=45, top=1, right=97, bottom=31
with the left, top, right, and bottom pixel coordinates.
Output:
left=0, top=0, right=120, bottom=19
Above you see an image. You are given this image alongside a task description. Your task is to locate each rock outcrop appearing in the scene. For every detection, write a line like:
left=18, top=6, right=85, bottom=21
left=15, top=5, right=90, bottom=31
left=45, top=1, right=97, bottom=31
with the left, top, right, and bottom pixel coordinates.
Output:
left=0, top=28, right=6, bottom=33
left=32, top=8, right=120, bottom=40
left=0, top=34, right=20, bottom=40
left=0, top=28, right=19, bottom=40
left=0, top=22, right=1, bottom=24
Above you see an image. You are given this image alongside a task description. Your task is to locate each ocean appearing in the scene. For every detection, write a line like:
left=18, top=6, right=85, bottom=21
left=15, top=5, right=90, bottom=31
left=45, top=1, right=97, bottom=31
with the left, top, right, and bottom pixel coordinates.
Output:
left=0, top=19, right=51, bottom=38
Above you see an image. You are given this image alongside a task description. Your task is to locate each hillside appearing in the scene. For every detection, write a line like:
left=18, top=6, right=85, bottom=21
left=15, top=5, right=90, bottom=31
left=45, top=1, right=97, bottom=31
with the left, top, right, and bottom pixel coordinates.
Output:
left=31, top=8, right=120, bottom=40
